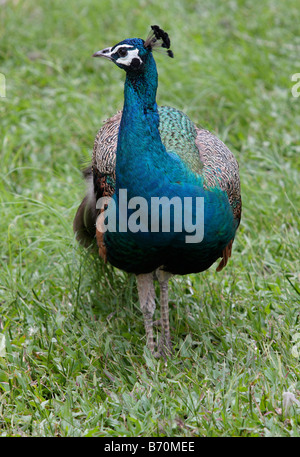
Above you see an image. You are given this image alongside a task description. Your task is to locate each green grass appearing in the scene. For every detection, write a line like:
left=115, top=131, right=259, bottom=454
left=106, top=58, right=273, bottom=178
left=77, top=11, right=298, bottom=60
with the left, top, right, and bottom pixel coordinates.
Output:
left=0, top=0, right=299, bottom=437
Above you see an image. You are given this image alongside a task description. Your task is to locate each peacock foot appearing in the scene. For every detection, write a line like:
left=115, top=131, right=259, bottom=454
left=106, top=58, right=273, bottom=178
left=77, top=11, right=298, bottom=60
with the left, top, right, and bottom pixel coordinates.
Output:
left=154, top=335, right=173, bottom=359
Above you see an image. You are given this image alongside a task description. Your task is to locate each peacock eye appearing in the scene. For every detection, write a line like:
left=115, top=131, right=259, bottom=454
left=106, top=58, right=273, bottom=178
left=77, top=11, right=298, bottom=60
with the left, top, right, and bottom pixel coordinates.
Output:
left=118, top=48, right=128, bottom=58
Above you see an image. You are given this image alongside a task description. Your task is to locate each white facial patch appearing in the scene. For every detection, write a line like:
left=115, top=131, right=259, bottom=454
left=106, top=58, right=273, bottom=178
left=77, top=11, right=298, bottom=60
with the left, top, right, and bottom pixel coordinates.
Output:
left=114, top=45, right=142, bottom=67
left=112, top=44, right=134, bottom=53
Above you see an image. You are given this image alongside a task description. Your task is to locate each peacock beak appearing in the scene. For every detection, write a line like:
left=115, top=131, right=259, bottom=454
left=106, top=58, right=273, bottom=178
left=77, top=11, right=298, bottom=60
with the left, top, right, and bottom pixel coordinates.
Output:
left=92, top=47, right=113, bottom=60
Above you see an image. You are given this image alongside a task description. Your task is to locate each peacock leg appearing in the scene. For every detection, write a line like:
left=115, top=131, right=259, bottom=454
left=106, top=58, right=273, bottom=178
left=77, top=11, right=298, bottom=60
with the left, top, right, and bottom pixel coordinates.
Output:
left=136, top=273, right=156, bottom=354
left=156, top=268, right=173, bottom=357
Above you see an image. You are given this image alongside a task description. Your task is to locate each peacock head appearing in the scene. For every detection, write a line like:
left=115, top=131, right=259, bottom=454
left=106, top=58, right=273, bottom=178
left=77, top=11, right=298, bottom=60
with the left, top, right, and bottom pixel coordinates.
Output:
left=93, top=25, right=173, bottom=73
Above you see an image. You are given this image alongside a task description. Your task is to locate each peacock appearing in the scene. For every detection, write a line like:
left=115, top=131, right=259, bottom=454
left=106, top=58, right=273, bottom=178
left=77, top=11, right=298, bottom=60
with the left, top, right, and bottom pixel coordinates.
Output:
left=73, top=26, right=241, bottom=357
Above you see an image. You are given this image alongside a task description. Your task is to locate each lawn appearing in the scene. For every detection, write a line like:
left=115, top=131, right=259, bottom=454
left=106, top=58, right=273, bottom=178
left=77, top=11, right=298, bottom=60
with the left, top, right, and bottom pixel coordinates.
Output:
left=0, top=0, right=299, bottom=437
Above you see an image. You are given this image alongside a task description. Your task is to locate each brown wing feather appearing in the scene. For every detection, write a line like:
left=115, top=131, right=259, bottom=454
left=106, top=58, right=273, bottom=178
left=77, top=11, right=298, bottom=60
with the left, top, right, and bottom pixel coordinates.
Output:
left=73, top=167, right=97, bottom=247
left=194, top=128, right=241, bottom=271
left=73, top=113, right=120, bottom=248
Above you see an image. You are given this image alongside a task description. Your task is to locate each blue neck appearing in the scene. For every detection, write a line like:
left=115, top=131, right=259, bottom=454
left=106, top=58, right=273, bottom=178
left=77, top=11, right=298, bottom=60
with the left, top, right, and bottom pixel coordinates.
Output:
left=116, top=54, right=167, bottom=195
left=124, top=58, right=158, bottom=114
